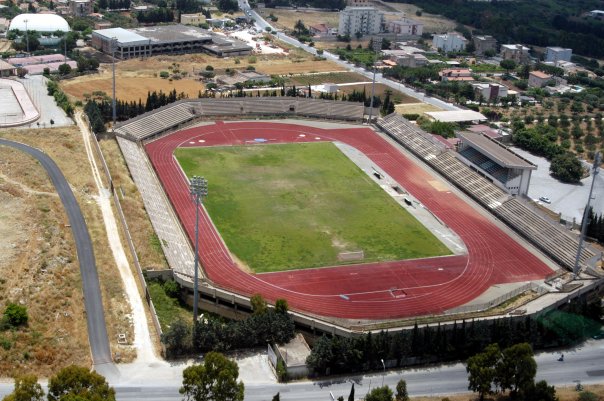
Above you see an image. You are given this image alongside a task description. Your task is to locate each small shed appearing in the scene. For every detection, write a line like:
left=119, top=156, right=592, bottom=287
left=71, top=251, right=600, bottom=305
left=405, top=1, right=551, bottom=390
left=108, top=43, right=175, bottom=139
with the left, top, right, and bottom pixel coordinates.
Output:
left=268, top=333, right=311, bottom=380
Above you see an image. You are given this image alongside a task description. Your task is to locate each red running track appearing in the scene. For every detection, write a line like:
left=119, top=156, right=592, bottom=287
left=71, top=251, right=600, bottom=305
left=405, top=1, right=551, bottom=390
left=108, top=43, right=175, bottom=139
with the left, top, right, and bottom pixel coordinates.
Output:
left=145, top=121, right=552, bottom=320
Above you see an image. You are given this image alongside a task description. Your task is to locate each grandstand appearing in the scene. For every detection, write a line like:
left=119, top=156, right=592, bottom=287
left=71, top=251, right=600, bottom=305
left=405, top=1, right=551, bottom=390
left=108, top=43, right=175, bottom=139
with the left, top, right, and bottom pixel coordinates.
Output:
left=377, top=113, right=596, bottom=272
left=114, top=98, right=365, bottom=142
left=457, top=131, right=536, bottom=196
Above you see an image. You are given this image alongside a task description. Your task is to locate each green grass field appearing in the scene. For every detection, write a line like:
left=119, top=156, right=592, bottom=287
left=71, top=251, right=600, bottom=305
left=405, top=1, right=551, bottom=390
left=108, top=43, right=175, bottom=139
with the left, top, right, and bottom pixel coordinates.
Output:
left=175, top=142, right=451, bottom=273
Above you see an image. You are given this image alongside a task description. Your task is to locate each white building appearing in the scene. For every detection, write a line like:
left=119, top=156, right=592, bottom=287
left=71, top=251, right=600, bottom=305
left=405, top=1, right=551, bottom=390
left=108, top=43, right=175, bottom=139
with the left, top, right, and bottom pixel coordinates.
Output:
left=386, top=17, right=423, bottom=36
left=432, top=32, right=468, bottom=53
left=338, top=7, right=384, bottom=37
left=472, top=83, right=508, bottom=101
left=545, top=46, right=572, bottom=63
left=500, top=44, right=530, bottom=63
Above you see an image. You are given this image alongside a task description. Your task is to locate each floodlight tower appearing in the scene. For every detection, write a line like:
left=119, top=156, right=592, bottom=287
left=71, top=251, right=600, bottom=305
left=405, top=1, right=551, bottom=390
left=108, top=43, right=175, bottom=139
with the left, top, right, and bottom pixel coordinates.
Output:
left=24, top=19, right=29, bottom=54
left=190, top=176, right=208, bottom=323
left=367, top=37, right=382, bottom=124
left=111, top=37, right=118, bottom=132
left=573, top=151, right=601, bottom=278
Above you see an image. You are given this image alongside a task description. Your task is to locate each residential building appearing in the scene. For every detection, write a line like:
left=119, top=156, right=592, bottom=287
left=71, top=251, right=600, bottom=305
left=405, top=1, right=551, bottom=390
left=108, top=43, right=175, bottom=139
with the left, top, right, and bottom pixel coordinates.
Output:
left=472, top=82, right=508, bottom=101
left=0, top=18, right=8, bottom=33
left=500, top=44, right=530, bottom=63
left=338, top=7, right=384, bottom=37
left=473, top=35, right=497, bottom=56
left=181, top=13, right=206, bottom=26
left=432, top=32, right=468, bottom=53
left=528, top=70, right=552, bottom=88
left=545, top=46, right=572, bottom=63
left=386, top=17, right=423, bottom=36
left=309, top=23, right=337, bottom=37
left=382, top=50, right=428, bottom=67
left=439, top=68, right=474, bottom=82
left=69, top=0, right=92, bottom=16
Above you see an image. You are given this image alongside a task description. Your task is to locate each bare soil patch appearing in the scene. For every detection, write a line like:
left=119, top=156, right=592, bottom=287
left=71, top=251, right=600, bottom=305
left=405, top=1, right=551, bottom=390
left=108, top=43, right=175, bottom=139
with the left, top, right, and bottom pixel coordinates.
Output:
left=0, top=126, right=136, bottom=375
left=258, top=8, right=340, bottom=32
left=338, top=83, right=417, bottom=104
left=376, top=2, right=457, bottom=33
left=395, top=102, right=444, bottom=115
left=414, top=384, right=604, bottom=401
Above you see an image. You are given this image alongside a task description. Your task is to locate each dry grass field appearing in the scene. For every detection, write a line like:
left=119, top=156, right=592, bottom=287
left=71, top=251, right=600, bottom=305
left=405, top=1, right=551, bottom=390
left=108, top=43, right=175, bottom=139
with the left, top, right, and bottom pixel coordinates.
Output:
left=0, top=126, right=135, bottom=376
left=378, top=2, right=457, bottom=33
left=61, top=51, right=345, bottom=101
left=257, top=8, right=340, bottom=33
left=396, top=102, right=444, bottom=115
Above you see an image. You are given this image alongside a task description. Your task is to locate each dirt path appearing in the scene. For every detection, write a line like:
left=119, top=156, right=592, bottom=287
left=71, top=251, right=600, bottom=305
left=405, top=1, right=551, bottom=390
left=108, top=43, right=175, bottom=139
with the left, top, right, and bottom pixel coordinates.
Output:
left=75, top=112, right=158, bottom=365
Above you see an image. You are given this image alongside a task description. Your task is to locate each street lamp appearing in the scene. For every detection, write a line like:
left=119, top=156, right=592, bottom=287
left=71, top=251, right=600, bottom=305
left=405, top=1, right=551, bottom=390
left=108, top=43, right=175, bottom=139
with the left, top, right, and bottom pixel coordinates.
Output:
left=190, top=176, right=208, bottom=324
left=381, top=358, right=385, bottom=386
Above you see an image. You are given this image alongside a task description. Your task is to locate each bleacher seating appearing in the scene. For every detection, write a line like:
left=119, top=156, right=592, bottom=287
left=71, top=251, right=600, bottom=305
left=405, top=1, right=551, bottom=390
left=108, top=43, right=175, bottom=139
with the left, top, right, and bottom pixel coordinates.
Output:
left=494, top=198, right=595, bottom=268
left=377, top=113, right=595, bottom=271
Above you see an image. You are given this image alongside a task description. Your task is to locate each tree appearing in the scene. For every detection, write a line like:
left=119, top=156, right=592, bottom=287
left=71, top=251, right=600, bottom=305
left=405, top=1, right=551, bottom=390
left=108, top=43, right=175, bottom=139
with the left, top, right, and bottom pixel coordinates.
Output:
left=366, top=386, right=394, bottom=401
left=466, top=343, right=501, bottom=401
left=179, top=352, right=244, bottom=401
left=58, top=63, right=72, bottom=75
left=275, top=299, right=288, bottom=314
left=272, top=393, right=280, bottom=401
left=495, top=343, right=537, bottom=396
left=48, top=366, right=115, bottom=401
left=348, top=383, right=355, bottom=401
left=162, top=318, right=192, bottom=357
left=524, top=380, right=558, bottom=401
left=549, top=152, right=583, bottom=183
left=250, top=293, right=267, bottom=315
left=395, top=379, right=409, bottom=401
left=294, top=19, right=306, bottom=35
left=306, top=335, right=333, bottom=375
left=3, top=303, right=28, bottom=327
left=2, top=375, right=44, bottom=401
left=16, top=67, right=27, bottom=78
left=500, top=59, right=517, bottom=71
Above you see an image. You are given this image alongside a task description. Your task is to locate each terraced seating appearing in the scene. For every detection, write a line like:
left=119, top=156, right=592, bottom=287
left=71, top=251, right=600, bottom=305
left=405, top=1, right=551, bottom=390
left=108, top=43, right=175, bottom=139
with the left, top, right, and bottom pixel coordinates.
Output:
left=494, top=198, right=595, bottom=269
left=243, top=99, right=288, bottom=114
left=296, top=100, right=330, bottom=117
left=115, top=102, right=196, bottom=141
left=199, top=99, right=244, bottom=115
left=329, top=102, right=365, bottom=120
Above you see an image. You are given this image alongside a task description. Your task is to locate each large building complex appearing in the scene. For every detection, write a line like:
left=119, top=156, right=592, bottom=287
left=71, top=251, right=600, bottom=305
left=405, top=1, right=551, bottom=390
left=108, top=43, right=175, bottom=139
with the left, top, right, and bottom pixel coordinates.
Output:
left=91, top=25, right=251, bottom=59
left=338, top=7, right=384, bottom=37
left=432, top=32, right=468, bottom=53
left=545, top=46, right=572, bottom=63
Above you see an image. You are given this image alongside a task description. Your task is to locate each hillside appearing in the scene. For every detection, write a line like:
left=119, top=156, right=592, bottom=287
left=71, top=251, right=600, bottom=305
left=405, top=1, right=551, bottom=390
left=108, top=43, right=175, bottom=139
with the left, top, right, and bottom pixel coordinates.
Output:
left=395, top=0, right=604, bottom=58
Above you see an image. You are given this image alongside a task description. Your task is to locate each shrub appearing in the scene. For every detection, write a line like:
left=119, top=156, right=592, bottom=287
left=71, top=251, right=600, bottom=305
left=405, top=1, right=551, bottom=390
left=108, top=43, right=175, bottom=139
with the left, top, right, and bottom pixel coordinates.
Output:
left=205, top=65, right=214, bottom=71
left=159, top=71, right=169, bottom=78
left=163, top=280, right=180, bottom=299
left=248, top=55, right=257, bottom=64
left=3, top=303, right=28, bottom=327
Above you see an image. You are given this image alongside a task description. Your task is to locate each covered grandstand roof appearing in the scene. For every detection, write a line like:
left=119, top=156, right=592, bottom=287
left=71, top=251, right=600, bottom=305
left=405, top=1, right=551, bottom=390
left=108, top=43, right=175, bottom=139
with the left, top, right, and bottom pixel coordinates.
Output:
left=458, top=131, right=536, bottom=169
left=425, top=110, right=487, bottom=122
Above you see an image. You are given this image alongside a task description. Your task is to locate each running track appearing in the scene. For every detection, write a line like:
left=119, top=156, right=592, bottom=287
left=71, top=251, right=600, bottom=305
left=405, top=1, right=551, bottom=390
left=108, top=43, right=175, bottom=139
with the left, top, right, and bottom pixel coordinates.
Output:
left=145, top=122, right=552, bottom=320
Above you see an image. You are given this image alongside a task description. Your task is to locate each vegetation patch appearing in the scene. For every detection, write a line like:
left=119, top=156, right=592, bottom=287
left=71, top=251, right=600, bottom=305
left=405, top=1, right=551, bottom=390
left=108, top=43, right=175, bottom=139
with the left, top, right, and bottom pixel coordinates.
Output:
left=175, top=142, right=450, bottom=273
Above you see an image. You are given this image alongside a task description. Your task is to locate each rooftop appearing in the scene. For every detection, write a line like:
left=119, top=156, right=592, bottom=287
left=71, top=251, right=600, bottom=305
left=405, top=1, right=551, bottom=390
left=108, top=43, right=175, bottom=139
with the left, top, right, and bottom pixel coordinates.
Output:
left=547, top=46, right=571, bottom=51
left=530, top=70, right=552, bottom=79
left=275, top=333, right=311, bottom=368
left=458, top=131, right=536, bottom=169
left=133, top=24, right=212, bottom=43
left=93, top=27, right=148, bottom=44
left=425, top=110, right=487, bottom=123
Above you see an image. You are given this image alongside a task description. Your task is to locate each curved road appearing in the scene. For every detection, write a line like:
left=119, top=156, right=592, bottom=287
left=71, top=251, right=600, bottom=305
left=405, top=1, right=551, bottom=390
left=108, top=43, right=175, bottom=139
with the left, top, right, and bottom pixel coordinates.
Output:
left=0, top=139, right=114, bottom=371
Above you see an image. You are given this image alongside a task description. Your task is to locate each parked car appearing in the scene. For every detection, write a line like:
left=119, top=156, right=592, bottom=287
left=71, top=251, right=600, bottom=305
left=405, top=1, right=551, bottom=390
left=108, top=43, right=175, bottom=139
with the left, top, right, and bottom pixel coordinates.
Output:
left=539, top=196, right=551, bottom=204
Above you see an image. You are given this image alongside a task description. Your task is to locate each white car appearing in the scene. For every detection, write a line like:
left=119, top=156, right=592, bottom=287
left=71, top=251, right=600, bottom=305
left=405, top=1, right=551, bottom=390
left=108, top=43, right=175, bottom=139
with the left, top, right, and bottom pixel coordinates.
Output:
left=539, top=196, right=551, bottom=204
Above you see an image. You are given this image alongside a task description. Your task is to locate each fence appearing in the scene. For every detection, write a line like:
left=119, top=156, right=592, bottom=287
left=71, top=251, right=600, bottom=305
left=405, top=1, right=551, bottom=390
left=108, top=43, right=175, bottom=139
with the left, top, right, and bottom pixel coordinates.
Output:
left=84, top=114, right=164, bottom=347
left=445, top=282, right=547, bottom=315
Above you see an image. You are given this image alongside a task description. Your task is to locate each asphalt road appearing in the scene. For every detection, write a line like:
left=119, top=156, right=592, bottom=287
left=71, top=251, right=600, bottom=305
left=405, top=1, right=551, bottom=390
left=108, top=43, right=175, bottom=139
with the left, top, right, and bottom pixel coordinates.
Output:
left=0, top=139, right=114, bottom=371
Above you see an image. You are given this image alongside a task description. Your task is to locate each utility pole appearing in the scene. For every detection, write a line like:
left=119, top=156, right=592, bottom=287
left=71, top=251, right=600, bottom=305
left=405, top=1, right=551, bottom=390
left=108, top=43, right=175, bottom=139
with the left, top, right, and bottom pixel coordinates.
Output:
left=190, top=176, right=208, bottom=324
left=573, top=151, right=601, bottom=278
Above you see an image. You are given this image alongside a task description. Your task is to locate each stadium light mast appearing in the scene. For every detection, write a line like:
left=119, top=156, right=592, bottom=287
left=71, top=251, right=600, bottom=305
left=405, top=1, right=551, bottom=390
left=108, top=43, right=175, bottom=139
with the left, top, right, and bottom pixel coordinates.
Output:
left=367, top=37, right=381, bottom=124
left=190, top=176, right=208, bottom=324
left=24, top=19, right=29, bottom=54
left=573, top=151, right=601, bottom=278
left=111, top=37, right=117, bottom=132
